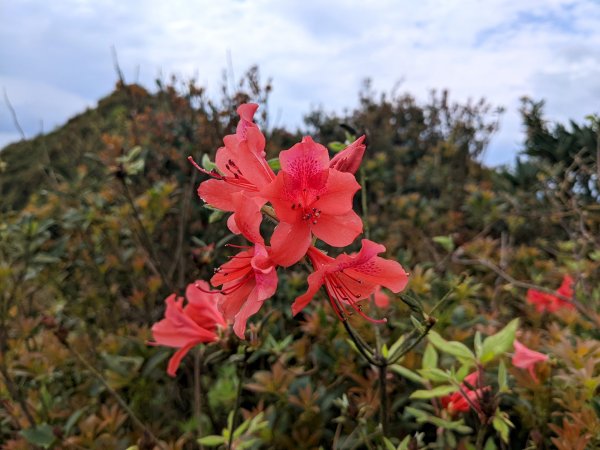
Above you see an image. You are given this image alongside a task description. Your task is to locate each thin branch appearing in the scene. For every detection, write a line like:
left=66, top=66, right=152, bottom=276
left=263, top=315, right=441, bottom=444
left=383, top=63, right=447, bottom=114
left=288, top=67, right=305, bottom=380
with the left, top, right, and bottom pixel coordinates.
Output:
left=111, top=45, right=141, bottom=144
left=379, top=363, right=389, bottom=436
left=228, top=350, right=248, bottom=450
left=194, top=348, right=204, bottom=448
left=388, top=316, right=436, bottom=365
left=120, top=178, right=174, bottom=294
left=110, top=45, right=126, bottom=85
left=169, top=168, right=198, bottom=289
left=340, top=318, right=379, bottom=366
left=2, top=88, right=26, bottom=140
left=57, top=336, right=165, bottom=449
left=0, top=364, right=36, bottom=427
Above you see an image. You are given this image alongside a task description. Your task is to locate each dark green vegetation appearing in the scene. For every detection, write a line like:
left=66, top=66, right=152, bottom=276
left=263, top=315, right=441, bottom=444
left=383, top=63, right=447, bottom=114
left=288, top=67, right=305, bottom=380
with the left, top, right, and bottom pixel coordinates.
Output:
left=1, top=68, right=599, bottom=449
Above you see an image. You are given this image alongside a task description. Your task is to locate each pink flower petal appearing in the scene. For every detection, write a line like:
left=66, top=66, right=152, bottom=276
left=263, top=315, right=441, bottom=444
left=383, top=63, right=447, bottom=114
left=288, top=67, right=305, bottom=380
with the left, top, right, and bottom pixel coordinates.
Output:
left=313, top=169, right=361, bottom=215
left=512, top=340, right=548, bottom=383
left=311, top=210, right=363, bottom=247
left=269, top=221, right=312, bottom=267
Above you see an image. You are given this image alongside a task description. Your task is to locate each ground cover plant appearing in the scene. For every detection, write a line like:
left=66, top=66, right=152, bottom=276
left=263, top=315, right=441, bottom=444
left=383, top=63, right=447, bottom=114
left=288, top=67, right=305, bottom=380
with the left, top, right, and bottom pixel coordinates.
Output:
left=0, top=68, right=599, bottom=449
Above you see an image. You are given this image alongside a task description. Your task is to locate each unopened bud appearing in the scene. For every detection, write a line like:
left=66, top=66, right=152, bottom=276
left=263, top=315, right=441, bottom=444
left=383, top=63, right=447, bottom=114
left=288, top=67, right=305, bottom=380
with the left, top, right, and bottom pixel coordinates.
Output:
left=329, top=135, right=366, bottom=174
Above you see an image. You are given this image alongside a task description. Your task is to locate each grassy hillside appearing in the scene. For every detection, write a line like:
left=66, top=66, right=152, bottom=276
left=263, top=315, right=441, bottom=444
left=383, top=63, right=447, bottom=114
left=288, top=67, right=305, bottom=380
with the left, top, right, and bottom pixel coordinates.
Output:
left=0, top=84, right=153, bottom=211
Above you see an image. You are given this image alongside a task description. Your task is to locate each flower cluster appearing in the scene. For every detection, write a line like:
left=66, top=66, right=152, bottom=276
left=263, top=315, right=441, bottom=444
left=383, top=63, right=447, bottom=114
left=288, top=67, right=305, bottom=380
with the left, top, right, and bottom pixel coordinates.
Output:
left=195, top=104, right=408, bottom=335
left=512, top=339, right=548, bottom=382
left=441, top=371, right=490, bottom=416
left=526, top=275, right=575, bottom=313
left=151, top=103, right=409, bottom=374
left=150, top=281, right=226, bottom=376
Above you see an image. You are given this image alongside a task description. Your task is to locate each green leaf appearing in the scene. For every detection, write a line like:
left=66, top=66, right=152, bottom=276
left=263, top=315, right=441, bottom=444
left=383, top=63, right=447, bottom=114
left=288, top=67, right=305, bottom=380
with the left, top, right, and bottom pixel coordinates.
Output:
left=32, top=253, right=61, bottom=264
left=128, top=146, right=142, bottom=161
left=418, top=368, right=453, bottom=383
left=328, top=141, right=346, bottom=152
left=191, top=236, right=208, bottom=247
left=410, top=315, right=425, bottom=332
left=474, top=331, right=483, bottom=359
left=237, top=438, right=261, bottom=450
left=346, top=338, right=360, bottom=355
left=246, top=412, right=267, bottom=434
left=20, top=424, right=55, bottom=448
left=64, top=408, right=86, bottom=435
left=202, top=153, right=216, bottom=171
left=400, top=294, right=425, bottom=319
left=480, top=319, right=519, bottom=364
left=428, top=330, right=475, bottom=361
left=383, top=437, right=396, bottom=450
left=388, top=334, right=406, bottom=359
left=208, top=210, right=224, bottom=224
left=125, top=159, right=145, bottom=176
left=498, top=359, right=508, bottom=392
left=405, top=406, right=429, bottom=420
left=381, top=343, right=389, bottom=358
left=425, top=416, right=472, bottom=433
left=101, top=353, right=144, bottom=377
left=142, top=349, right=170, bottom=377
left=456, top=361, right=475, bottom=380
left=344, top=131, right=356, bottom=143
left=398, top=435, right=411, bottom=450
left=234, top=416, right=251, bottom=438
left=493, top=415, right=510, bottom=443
left=423, top=343, right=438, bottom=370
left=484, top=437, right=498, bottom=450
left=198, top=435, right=226, bottom=446
left=390, top=364, right=426, bottom=385
left=267, top=158, right=281, bottom=171
left=410, top=385, right=458, bottom=399
left=432, top=235, right=455, bottom=252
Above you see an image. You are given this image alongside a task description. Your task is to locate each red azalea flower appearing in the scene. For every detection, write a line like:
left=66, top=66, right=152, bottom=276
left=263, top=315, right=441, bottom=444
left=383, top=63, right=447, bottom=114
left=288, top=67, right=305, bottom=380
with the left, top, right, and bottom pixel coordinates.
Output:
left=291, top=239, right=409, bottom=322
left=329, top=135, right=366, bottom=174
left=151, top=281, right=227, bottom=377
left=526, top=275, right=575, bottom=313
left=235, top=103, right=261, bottom=140
left=441, top=371, right=489, bottom=416
left=373, top=286, right=391, bottom=309
left=210, top=243, right=278, bottom=339
left=225, top=192, right=265, bottom=244
left=263, top=136, right=363, bottom=266
left=191, top=103, right=275, bottom=213
left=512, top=340, right=548, bottom=383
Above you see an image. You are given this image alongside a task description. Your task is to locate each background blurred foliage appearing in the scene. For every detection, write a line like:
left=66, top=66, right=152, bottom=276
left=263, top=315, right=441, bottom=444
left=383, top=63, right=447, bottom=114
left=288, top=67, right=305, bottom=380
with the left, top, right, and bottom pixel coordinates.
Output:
left=0, top=66, right=599, bottom=449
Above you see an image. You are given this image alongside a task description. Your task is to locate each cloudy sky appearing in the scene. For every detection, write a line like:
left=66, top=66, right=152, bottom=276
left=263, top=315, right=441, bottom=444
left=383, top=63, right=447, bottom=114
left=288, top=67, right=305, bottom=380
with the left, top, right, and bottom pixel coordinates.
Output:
left=1, top=0, right=599, bottom=165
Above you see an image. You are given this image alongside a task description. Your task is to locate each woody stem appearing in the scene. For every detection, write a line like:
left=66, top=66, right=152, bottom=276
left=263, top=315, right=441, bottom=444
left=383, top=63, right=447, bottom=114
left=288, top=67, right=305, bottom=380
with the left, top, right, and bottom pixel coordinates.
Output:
left=194, top=347, right=204, bottom=446
left=260, top=205, right=279, bottom=223
left=340, top=318, right=379, bottom=366
left=379, top=362, right=389, bottom=437
left=360, top=159, right=389, bottom=435
left=228, top=349, right=248, bottom=450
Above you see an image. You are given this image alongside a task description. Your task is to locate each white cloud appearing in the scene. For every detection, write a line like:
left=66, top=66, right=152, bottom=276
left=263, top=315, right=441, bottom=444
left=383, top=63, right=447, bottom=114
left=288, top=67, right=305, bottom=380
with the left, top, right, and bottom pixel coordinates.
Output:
left=0, top=76, right=92, bottom=139
left=1, top=0, right=599, bottom=166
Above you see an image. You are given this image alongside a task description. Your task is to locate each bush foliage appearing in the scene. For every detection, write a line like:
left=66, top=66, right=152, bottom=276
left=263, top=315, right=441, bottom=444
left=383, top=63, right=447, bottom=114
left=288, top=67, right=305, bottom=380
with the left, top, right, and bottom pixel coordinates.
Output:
left=0, top=67, right=599, bottom=449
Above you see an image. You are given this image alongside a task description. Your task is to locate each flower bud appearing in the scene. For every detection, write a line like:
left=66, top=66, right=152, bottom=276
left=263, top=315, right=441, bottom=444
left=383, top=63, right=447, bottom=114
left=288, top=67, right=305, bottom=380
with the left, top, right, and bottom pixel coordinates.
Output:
left=329, top=135, right=366, bottom=174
